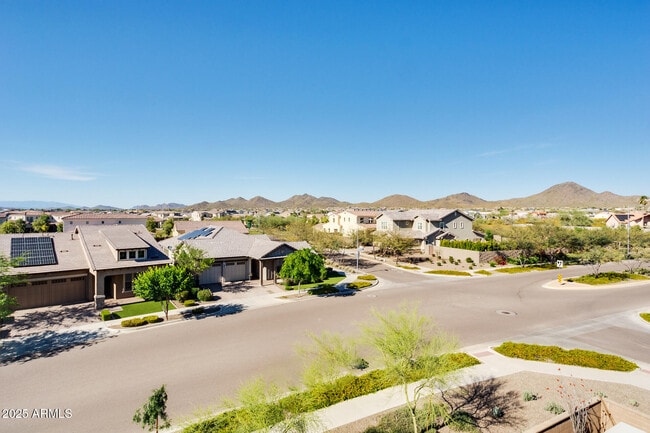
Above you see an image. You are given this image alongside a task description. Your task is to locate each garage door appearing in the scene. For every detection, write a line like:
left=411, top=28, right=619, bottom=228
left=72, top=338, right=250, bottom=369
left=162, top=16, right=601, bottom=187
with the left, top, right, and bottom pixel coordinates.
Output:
left=7, top=276, right=88, bottom=309
left=223, top=261, right=247, bottom=282
left=199, top=265, right=222, bottom=285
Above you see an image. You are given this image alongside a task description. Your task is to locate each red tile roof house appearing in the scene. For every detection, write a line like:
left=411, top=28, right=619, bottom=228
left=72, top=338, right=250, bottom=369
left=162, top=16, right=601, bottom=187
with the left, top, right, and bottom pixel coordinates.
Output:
left=1, top=225, right=171, bottom=310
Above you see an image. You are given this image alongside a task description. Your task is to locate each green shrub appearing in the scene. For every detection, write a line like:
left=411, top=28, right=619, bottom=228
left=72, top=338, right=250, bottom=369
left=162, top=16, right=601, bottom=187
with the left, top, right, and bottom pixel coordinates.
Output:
left=465, top=257, right=474, bottom=264
left=544, top=401, right=565, bottom=415
left=144, top=315, right=161, bottom=324
left=425, top=270, right=472, bottom=277
left=489, top=261, right=496, bottom=267
left=121, top=318, right=147, bottom=327
left=640, top=313, right=650, bottom=323
left=357, top=274, right=377, bottom=281
left=523, top=391, right=538, bottom=401
left=347, top=281, right=372, bottom=290
left=494, top=342, right=638, bottom=371
left=197, top=289, right=213, bottom=302
left=475, top=270, right=491, bottom=276
left=190, top=287, right=200, bottom=298
left=176, top=290, right=191, bottom=302
left=573, top=272, right=649, bottom=285
left=100, top=309, right=113, bottom=321
left=184, top=299, right=197, bottom=307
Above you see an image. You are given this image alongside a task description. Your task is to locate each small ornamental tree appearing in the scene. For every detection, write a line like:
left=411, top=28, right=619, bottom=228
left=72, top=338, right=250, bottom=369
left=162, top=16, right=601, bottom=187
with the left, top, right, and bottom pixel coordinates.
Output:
left=133, top=385, right=170, bottom=433
left=173, top=243, right=213, bottom=283
left=133, top=266, right=193, bottom=320
left=32, top=214, right=51, bottom=233
left=279, top=249, right=327, bottom=290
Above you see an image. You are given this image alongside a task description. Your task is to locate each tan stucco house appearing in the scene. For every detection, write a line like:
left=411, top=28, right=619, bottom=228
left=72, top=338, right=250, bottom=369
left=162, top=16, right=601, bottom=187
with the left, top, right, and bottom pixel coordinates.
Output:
left=160, top=226, right=309, bottom=286
left=1, top=224, right=171, bottom=310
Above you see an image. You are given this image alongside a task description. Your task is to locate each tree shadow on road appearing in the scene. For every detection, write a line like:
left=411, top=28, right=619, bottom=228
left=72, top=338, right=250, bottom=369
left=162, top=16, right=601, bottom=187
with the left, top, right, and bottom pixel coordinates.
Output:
left=180, top=303, right=246, bottom=320
left=0, top=328, right=114, bottom=366
left=5, top=303, right=99, bottom=339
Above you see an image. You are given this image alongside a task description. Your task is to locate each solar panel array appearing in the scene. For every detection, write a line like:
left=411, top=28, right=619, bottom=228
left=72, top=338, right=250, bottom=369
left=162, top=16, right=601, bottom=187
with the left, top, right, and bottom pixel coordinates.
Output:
left=10, top=237, right=58, bottom=267
left=178, top=227, right=216, bottom=240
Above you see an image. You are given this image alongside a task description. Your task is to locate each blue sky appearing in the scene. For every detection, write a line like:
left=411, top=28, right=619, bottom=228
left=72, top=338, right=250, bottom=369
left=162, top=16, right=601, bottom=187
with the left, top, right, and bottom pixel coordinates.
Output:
left=1, top=1, right=648, bottom=208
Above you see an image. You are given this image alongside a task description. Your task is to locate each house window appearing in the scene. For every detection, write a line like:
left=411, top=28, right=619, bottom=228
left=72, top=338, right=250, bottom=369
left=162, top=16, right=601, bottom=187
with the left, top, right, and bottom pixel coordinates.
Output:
left=460, top=222, right=464, bottom=229
left=128, top=251, right=136, bottom=259
left=124, top=274, right=133, bottom=293
left=453, top=222, right=457, bottom=229
left=381, top=221, right=388, bottom=230
left=119, top=251, right=127, bottom=260
left=137, top=250, right=145, bottom=259
left=52, top=278, right=67, bottom=284
left=417, top=222, right=422, bottom=230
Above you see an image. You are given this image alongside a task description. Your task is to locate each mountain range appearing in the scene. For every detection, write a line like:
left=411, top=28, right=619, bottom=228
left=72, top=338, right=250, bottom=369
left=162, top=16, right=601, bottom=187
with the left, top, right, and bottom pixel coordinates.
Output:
left=1, top=182, right=643, bottom=211
left=188, top=182, right=642, bottom=211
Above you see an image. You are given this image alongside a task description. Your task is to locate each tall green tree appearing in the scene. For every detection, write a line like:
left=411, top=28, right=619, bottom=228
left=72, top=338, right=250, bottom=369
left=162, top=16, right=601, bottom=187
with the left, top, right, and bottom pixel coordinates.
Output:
left=133, top=266, right=193, bottom=320
left=31, top=214, right=51, bottom=232
left=145, top=217, right=158, bottom=233
left=0, top=219, right=26, bottom=234
left=133, top=385, right=171, bottom=433
left=361, top=304, right=458, bottom=433
left=278, top=249, right=327, bottom=289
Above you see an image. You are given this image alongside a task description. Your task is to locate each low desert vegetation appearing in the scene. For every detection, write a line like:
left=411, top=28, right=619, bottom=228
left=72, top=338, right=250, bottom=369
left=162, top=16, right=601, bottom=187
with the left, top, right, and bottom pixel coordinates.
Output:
left=494, top=342, right=638, bottom=372
left=640, top=313, right=650, bottom=323
left=568, top=271, right=649, bottom=285
left=425, top=270, right=472, bottom=277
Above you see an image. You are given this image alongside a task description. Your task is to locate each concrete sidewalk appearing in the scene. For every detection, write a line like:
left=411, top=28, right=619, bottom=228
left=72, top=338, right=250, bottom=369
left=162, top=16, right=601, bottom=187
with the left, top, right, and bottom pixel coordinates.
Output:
left=313, top=344, right=650, bottom=432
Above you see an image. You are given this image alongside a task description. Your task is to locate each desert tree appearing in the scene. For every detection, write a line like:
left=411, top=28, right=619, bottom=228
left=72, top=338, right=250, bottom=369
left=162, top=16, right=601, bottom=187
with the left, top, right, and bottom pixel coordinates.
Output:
left=360, top=303, right=459, bottom=433
left=278, top=249, right=327, bottom=290
left=133, top=385, right=170, bottom=433
left=223, top=377, right=320, bottom=433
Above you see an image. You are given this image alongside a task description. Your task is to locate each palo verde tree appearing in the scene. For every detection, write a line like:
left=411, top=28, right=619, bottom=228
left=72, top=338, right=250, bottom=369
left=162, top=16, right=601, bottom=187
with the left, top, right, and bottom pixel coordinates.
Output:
left=361, top=304, right=459, bottom=433
left=133, top=265, right=193, bottom=320
left=133, top=385, right=171, bottom=433
left=278, top=249, right=327, bottom=290
left=222, top=377, right=321, bottom=433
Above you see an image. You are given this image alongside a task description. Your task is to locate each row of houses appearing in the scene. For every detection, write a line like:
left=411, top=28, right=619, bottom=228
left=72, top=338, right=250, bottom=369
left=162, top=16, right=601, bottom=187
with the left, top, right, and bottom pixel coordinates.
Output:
left=321, top=208, right=480, bottom=248
left=1, top=220, right=307, bottom=310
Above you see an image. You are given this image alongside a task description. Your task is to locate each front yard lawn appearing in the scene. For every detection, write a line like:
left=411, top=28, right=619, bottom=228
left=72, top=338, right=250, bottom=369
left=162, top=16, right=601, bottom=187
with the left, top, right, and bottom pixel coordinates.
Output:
left=284, top=272, right=345, bottom=291
left=111, top=300, right=176, bottom=319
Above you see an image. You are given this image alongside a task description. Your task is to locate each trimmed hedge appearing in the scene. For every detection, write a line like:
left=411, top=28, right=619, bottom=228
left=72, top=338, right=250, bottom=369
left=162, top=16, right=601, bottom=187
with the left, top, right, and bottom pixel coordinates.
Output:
left=357, top=274, right=377, bottom=281
left=184, top=300, right=197, bottom=307
left=494, top=342, right=638, bottom=372
left=121, top=315, right=162, bottom=327
left=182, top=352, right=479, bottom=433
left=197, top=289, right=213, bottom=302
left=425, top=270, right=472, bottom=277
left=100, top=309, right=113, bottom=321
left=347, top=281, right=372, bottom=290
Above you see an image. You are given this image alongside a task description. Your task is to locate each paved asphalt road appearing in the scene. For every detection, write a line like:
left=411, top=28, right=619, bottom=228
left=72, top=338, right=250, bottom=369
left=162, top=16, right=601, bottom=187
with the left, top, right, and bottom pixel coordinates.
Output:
left=2, top=262, right=649, bottom=433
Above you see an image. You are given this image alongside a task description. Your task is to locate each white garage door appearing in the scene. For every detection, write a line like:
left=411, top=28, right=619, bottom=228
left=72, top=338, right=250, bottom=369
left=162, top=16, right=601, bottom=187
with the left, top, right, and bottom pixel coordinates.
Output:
left=199, top=265, right=222, bottom=285
left=223, top=261, right=247, bottom=282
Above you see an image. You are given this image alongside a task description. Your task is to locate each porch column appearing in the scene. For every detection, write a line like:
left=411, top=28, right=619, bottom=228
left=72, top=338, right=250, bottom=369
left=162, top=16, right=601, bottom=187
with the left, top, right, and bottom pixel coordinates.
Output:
left=94, top=272, right=105, bottom=309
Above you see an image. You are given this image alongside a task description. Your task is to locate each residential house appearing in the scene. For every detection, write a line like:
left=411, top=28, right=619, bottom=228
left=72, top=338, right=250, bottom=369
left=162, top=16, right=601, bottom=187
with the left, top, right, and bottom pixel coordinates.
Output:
left=61, top=212, right=150, bottom=232
left=1, top=225, right=171, bottom=309
left=322, top=210, right=380, bottom=236
left=172, top=220, right=249, bottom=237
left=376, top=209, right=475, bottom=251
left=605, top=212, right=649, bottom=229
left=160, top=226, right=309, bottom=286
